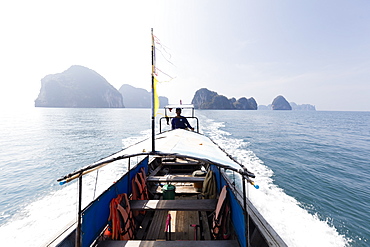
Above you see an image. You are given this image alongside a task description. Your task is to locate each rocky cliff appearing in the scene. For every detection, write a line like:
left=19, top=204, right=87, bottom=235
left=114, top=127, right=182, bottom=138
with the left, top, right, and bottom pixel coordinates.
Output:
left=234, top=97, right=258, bottom=110
left=191, top=88, right=257, bottom=110
left=271, top=95, right=292, bottom=110
left=118, top=84, right=168, bottom=108
left=191, top=88, right=218, bottom=109
left=35, top=65, right=124, bottom=108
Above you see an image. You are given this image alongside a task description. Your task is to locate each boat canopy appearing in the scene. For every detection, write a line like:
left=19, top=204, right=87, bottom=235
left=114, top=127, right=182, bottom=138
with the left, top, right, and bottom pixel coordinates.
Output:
left=122, top=129, right=242, bottom=169
left=58, top=129, right=254, bottom=184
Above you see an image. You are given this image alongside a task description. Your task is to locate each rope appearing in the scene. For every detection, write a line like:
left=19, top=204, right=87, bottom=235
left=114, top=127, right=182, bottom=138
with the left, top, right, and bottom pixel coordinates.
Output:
left=155, top=47, right=175, bottom=67
left=153, top=35, right=173, bottom=61
left=155, top=67, right=176, bottom=83
left=152, top=33, right=177, bottom=82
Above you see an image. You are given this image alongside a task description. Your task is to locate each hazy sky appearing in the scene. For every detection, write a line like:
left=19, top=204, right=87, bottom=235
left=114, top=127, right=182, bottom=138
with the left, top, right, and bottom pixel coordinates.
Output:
left=1, top=0, right=369, bottom=111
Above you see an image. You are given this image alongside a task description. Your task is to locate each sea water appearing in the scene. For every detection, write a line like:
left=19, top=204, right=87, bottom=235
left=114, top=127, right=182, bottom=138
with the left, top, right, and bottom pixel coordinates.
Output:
left=0, top=107, right=368, bottom=246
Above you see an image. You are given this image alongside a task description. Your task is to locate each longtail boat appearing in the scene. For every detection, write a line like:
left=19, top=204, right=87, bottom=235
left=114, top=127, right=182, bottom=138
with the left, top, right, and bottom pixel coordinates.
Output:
left=48, top=29, right=287, bottom=247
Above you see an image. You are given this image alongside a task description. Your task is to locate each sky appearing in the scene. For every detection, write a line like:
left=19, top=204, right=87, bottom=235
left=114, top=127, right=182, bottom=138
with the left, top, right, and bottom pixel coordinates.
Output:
left=0, top=0, right=369, bottom=111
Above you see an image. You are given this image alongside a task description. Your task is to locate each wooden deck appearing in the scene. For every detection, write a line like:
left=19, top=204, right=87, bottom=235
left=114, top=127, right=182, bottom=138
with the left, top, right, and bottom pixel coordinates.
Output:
left=98, top=240, right=239, bottom=247
left=98, top=196, right=238, bottom=246
left=97, top=160, right=239, bottom=246
left=161, top=162, right=200, bottom=166
left=141, top=210, right=206, bottom=241
left=130, top=199, right=217, bottom=211
left=147, top=176, right=205, bottom=183
left=132, top=194, right=215, bottom=241
left=96, top=207, right=239, bottom=246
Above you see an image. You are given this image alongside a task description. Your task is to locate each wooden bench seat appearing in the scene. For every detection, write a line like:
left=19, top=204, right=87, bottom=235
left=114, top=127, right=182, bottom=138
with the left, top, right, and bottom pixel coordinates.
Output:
left=130, top=199, right=217, bottom=211
left=147, top=176, right=205, bottom=183
left=98, top=240, right=239, bottom=247
left=161, top=162, right=200, bottom=166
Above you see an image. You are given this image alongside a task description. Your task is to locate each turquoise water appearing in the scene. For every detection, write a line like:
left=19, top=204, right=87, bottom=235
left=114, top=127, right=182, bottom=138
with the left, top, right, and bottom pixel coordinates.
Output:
left=0, top=108, right=368, bottom=246
left=198, top=110, right=369, bottom=246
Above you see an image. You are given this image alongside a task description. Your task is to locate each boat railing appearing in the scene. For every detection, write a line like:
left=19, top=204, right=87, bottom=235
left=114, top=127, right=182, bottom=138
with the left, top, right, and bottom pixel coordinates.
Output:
left=159, top=104, right=199, bottom=133
left=211, top=164, right=287, bottom=247
left=56, top=136, right=264, bottom=247
left=57, top=151, right=254, bottom=185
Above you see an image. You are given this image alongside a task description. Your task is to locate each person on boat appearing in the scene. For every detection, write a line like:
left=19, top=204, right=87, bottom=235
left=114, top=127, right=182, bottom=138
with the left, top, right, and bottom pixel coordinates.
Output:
left=171, top=108, right=194, bottom=130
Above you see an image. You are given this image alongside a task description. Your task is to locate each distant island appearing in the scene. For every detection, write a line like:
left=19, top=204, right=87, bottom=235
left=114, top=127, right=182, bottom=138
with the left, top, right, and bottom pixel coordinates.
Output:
left=190, top=89, right=315, bottom=111
left=35, top=65, right=124, bottom=108
left=119, top=84, right=168, bottom=108
left=272, top=95, right=292, bottom=110
left=191, top=88, right=257, bottom=110
left=35, top=65, right=315, bottom=110
left=258, top=96, right=316, bottom=111
left=289, top=102, right=316, bottom=111
left=35, top=66, right=168, bottom=108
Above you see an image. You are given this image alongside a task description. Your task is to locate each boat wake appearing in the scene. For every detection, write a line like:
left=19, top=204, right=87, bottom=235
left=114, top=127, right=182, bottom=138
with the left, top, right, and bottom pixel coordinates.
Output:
left=0, top=119, right=350, bottom=246
left=0, top=130, right=152, bottom=247
left=199, top=116, right=350, bottom=247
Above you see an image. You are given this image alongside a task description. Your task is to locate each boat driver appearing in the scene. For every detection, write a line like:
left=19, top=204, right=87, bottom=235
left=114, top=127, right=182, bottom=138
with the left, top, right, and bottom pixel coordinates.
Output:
left=171, top=108, right=194, bottom=131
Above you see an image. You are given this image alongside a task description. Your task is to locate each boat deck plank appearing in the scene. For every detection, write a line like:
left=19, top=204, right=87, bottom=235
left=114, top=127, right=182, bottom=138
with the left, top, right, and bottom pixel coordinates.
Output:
left=135, top=211, right=154, bottom=240
left=175, top=210, right=200, bottom=240
left=146, top=210, right=168, bottom=240
left=97, top=240, right=239, bottom=247
left=147, top=176, right=205, bottom=183
left=200, top=211, right=212, bottom=240
left=162, top=162, right=199, bottom=166
left=130, top=199, right=216, bottom=211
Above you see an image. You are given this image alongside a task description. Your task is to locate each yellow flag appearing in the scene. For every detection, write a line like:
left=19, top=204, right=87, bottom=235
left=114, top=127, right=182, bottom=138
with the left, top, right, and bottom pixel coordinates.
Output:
left=153, top=77, right=159, bottom=116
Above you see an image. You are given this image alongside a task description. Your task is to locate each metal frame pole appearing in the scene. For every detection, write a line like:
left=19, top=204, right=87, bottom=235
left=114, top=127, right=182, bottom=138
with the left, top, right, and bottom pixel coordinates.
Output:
left=151, top=28, right=155, bottom=152
left=242, top=175, right=250, bottom=247
left=76, top=174, right=83, bottom=247
left=127, top=157, right=131, bottom=192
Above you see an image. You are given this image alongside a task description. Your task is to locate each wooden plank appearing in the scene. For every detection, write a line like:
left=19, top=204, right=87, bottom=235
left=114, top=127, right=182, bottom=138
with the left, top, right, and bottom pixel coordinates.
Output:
left=161, top=162, right=199, bottom=165
left=175, top=211, right=185, bottom=240
left=148, top=164, right=163, bottom=177
left=157, top=211, right=168, bottom=240
left=135, top=211, right=154, bottom=239
left=187, top=211, right=200, bottom=240
left=130, top=199, right=217, bottom=211
left=146, top=210, right=168, bottom=240
left=97, top=240, right=239, bottom=247
left=147, top=176, right=205, bottom=183
left=200, top=211, right=212, bottom=240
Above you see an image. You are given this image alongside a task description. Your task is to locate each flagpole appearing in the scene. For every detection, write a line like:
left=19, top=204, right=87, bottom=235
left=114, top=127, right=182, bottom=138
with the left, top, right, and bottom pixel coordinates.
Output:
left=151, top=28, right=155, bottom=152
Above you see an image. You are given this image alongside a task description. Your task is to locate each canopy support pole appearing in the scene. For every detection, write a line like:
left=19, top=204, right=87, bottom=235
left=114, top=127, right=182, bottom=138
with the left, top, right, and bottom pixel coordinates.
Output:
left=151, top=28, right=155, bottom=153
left=76, top=174, right=83, bottom=247
left=242, top=175, right=250, bottom=247
left=127, top=157, right=131, bottom=192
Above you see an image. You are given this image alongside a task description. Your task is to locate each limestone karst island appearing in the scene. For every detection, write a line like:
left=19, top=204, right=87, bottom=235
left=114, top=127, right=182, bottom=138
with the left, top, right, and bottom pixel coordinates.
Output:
left=35, top=65, right=315, bottom=111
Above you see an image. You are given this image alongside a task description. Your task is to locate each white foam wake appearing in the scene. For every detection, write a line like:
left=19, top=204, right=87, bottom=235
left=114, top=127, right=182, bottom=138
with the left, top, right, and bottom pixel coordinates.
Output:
left=200, top=116, right=349, bottom=247
left=0, top=129, right=152, bottom=246
left=0, top=122, right=349, bottom=246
